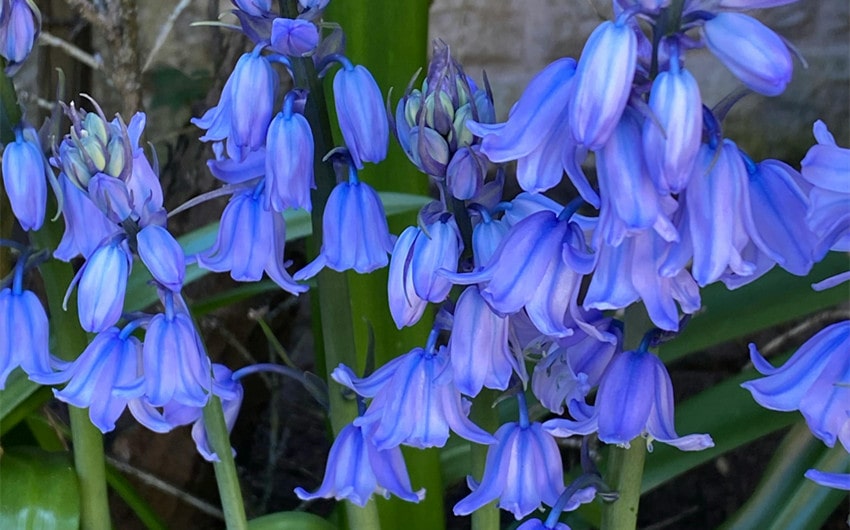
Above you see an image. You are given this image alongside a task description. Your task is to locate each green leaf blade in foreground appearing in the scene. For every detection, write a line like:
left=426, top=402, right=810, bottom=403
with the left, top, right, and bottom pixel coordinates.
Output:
left=247, top=511, right=337, bottom=530
left=0, top=447, right=81, bottom=530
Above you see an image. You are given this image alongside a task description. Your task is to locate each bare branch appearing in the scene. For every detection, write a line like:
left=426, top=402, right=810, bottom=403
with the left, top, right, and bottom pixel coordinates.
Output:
left=143, top=0, right=193, bottom=73
left=63, top=0, right=110, bottom=28
left=38, top=31, right=103, bottom=70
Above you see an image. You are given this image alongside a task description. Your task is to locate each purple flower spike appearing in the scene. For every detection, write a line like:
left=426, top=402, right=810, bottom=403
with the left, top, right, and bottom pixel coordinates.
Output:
left=294, top=179, right=394, bottom=280
left=448, top=286, right=518, bottom=397
left=264, top=100, right=315, bottom=212
left=569, top=20, right=637, bottom=150
left=742, top=321, right=850, bottom=448
left=335, top=346, right=495, bottom=450
left=642, top=55, right=703, bottom=194
left=2, top=127, right=46, bottom=231
left=75, top=239, right=133, bottom=333
left=333, top=63, right=389, bottom=168
left=137, top=224, right=186, bottom=292
left=270, top=18, right=319, bottom=56
left=702, top=12, right=792, bottom=97
left=595, top=349, right=714, bottom=451
left=0, top=0, right=39, bottom=66
left=143, top=306, right=212, bottom=408
left=33, top=326, right=143, bottom=433
left=453, top=421, right=564, bottom=520
left=0, top=287, right=51, bottom=388
left=294, top=421, right=425, bottom=506
left=230, top=52, right=278, bottom=157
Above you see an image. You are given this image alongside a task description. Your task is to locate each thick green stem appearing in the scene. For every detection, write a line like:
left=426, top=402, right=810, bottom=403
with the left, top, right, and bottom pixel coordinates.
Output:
left=202, top=396, right=249, bottom=530
left=470, top=389, right=500, bottom=530
left=599, top=437, right=647, bottom=530
left=68, top=407, right=112, bottom=530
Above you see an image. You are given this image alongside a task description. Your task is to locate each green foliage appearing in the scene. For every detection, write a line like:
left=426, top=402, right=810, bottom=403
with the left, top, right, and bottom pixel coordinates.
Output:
left=0, top=447, right=80, bottom=530
left=247, top=511, right=338, bottom=530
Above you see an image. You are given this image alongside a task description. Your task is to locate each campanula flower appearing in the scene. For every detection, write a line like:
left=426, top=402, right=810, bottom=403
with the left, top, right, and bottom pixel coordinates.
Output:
left=333, top=62, right=388, bottom=168
left=0, top=284, right=51, bottom=388
left=72, top=237, right=133, bottom=333
left=264, top=94, right=315, bottom=212
left=136, top=224, right=186, bottom=292
left=294, top=421, right=425, bottom=506
left=34, top=324, right=144, bottom=433
left=448, top=285, right=518, bottom=397
left=333, top=344, right=495, bottom=450
left=0, top=0, right=39, bottom=67
left=294, top=177, right=394, bottom=279
left=454, top=396, right=564, bottom=520
left=642, top=44, right=703, bottom=194
left=569, top=19, right=637, bottom=150
left=270, top=18, right=318, bottom=56
left=702, top=12, right=792, bottom=96
left=196, top=188, right=306, bottom=295
left=2, top=127, right=46, bottom=231
left=142, top=295, right=212, bottom=408
left=800, top=120, right=850, bottom=255
left=742, top=321, right=850, bottom=449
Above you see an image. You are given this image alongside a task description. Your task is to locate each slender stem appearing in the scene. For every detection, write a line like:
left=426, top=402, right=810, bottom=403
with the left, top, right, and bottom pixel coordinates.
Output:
left=470, top=389, right=500, bottom=530
left=69, top=407, right=113, bottom=530
left=282, top=1, right=383, bottom=527
left=202, top=396, right=249, bottom=530
left=599, top=305, right=653, bottom=530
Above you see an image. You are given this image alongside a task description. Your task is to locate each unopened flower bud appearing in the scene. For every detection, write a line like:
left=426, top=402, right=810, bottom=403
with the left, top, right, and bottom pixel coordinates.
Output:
left=105, top=135, right=126, bottom=177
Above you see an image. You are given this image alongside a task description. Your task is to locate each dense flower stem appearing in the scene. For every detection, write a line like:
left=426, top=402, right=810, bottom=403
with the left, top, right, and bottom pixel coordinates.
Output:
left=600, top=305, right=653, bottom=530
left=202, top=396, right=249, bottom=530
left=30, top=223, right=111, bottom=530
left=470, top=389, right=500, bottom=530
left=281, top=1, right=383, bottom=527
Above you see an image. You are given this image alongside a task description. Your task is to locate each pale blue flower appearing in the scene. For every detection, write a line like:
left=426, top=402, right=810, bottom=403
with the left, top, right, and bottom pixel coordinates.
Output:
left=72, top=237, right=133, bottom=333
left=264, top=93, right=314, bottom=212
left=0, top=285, right=51, bottom=388
left=137, top=224, right=186, bottom=292
left=270, top=18, right=318, bottom=56
left=1, top=127, right=46, bottom=231
left=333, top=63, right=388, bottom=168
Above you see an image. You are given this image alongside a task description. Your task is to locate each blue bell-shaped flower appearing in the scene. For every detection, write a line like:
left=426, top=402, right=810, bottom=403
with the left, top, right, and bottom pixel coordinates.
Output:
left=333, top=62, right=388, bottom=168
left=1, top=127, right=46, bottom=231
left=264, top=94, right=315, bottom=212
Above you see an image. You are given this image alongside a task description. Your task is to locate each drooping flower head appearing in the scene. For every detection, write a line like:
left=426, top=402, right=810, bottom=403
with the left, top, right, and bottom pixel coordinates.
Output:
left=1, top=126, right=47, bottom=231
left=332, top=58, right=388, bottom=169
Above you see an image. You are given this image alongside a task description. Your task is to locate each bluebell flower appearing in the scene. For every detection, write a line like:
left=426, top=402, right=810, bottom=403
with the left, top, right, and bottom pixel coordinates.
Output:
left=333, top=62, right=388, bottom=168
left=801, top=120, right=850, bottom=255
left=546, top=348, right=714, bottom=451
left=142, top=295, right=212, bottom=408
left=569, top=19, right=637, bottom=150
left=411, top=215, right=462, bottom=303
left=714, top=0, right=799, bottom=8
left=232, top=0, right=271, bottom=16
left=805, top=469, right=850, bottom=491
left=744, top=158, right=815, bottom=276
left=702, top=12, right=792, bottom=96
left=294, top=421, right=425, bottom=506
left=33, top=325, right=143, bottom=433
left=742, top=321, right=850, bottom=449
left=294, top=177, right=394, bottom=279
left=516, top=520, right=570, bottom=530
left=270, top=18, right=318, bottom=56
left=446, top=146, right=486, bottom=200
left=453, top=419, right=564, bottom=519
left=137, top=224, right=186, bottom=292
left=448, top=285, right=518, bottom=397
left=125, top=113, right=166, bottom=225
left=163, top=364, right=244, bottom=462
left=471, top=214, right=508, bottom=269
left=71, top=237, right=133, bottom=333
left=196, top=188, right=307, bottom=295
left=87, top=172, right=135, bottom=224
left=54, top=175, right=118, bottom=261
left=229, top=51, right=277, bottom=158
left=207, top=145, right=266, bottom=185
left=387, top=226, right=429, bottom=329
left=2, top=127, right=46, bottom=231
left=642, top=45, right=703, bottom=194
left=0, top=0, right=39, bottom=67
left=0, top=285, right=51, bottom=388
left=333, top=345, right=495, bottom=450
left=264, top=95, right=315, bottom=212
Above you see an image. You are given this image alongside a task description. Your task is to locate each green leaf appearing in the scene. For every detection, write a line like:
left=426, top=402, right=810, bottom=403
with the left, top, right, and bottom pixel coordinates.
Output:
left=124, top=192, right=430, bottom=313
left=0, top=370, right=51, bottom=437
left=105, top=465, right=168, bottom=530
left=0, top=447, right=80, bottom=530
left=641, top=369, right=798, bottom=493
left=659, top=251, right=849, bottom=362
left=190, top=280, right=278, bottom=316
left=247, top=511, right=337, bottom=530
left=718, top=422, right=832, bottom=530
